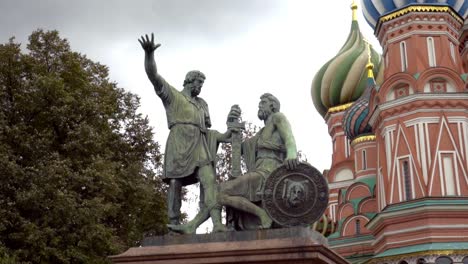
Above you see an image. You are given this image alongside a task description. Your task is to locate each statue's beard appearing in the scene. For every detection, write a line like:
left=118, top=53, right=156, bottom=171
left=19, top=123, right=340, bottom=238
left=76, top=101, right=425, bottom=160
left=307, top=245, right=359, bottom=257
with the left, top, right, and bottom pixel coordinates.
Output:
left=191, top=87, right=201, bottom=96
left=258, top=109, right=268, bottom=120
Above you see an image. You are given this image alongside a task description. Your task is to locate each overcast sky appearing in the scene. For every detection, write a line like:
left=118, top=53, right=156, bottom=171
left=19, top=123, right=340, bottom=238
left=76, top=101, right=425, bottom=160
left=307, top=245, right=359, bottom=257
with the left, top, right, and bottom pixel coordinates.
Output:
left=1, top=0, right=381, bottom=231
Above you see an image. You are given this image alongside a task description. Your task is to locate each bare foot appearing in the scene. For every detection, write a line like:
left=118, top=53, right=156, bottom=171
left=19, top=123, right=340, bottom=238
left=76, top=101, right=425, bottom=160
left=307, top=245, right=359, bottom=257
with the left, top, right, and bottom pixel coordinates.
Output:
left=259, top=211, right=273, bottom=229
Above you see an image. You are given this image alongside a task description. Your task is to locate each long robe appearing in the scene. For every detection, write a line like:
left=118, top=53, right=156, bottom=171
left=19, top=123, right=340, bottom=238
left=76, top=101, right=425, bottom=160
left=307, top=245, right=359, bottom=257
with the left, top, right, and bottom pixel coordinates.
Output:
left=157, top=77, right=213, bottom=186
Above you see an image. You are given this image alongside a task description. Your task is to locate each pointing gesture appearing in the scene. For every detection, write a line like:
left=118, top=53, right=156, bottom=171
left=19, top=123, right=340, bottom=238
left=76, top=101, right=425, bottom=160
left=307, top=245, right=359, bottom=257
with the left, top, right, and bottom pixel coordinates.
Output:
left=138, top=33, right=161, bottom=54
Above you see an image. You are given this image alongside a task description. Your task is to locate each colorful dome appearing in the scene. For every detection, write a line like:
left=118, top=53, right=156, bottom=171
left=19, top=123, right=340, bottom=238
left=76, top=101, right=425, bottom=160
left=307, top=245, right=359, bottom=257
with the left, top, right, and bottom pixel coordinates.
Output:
left=342, top=78, right=374, bottom=141
left=311, top=5, right=383, bottom=118
left=361, top=0, right=468, bottom=30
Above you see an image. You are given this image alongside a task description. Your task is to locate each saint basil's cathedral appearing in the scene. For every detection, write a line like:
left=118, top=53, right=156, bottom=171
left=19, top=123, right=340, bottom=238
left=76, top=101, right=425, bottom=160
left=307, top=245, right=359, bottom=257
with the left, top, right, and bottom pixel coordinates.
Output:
left=311, top=1, right=468, bottom=263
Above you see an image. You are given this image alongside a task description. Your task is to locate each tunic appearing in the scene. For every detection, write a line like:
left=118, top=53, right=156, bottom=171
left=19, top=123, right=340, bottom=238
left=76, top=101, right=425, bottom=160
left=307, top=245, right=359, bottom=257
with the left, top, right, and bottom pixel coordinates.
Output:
left=221, top=116, right=287, bottom=202
left=157, top=77, right=213, bottom=186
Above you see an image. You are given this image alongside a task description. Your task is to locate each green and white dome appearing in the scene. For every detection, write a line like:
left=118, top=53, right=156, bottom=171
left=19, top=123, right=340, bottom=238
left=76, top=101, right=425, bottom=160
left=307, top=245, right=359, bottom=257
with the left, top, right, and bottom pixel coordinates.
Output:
left=311, top=4, right=383, bottom=118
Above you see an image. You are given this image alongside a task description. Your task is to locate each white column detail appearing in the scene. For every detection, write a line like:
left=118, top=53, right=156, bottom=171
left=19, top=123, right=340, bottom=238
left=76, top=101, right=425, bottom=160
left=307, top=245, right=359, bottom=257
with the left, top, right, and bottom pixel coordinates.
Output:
left=419, top=122, right=428, bottom=184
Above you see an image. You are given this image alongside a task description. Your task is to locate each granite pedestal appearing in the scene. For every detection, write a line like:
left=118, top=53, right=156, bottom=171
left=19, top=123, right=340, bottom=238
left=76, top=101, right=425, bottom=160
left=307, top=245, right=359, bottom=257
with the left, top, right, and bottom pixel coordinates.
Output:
left=110, top=227, right=349, bottom=264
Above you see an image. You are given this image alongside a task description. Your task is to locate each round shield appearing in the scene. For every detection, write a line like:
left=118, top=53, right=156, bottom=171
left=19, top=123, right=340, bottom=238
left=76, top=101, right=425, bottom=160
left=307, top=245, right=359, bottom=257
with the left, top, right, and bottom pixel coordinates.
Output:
left=262, top=163, right=328, bottom=227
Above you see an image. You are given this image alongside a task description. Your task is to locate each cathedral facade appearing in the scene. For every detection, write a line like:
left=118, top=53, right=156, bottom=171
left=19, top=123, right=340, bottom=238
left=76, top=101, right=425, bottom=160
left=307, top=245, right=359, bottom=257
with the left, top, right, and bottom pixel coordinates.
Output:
left=311, top=1, right=468, bottom=263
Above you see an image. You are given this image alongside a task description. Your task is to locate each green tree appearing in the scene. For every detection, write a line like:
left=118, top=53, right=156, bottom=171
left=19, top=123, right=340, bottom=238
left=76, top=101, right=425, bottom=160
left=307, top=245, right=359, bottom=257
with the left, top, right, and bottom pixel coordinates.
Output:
left=0, top=30, right=167, bottom=263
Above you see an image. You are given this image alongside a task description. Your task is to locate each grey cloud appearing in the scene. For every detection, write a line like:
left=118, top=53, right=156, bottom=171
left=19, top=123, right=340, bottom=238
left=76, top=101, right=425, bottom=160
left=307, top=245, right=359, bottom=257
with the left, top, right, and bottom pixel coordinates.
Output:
left=1, top=0, right=282, bottom=45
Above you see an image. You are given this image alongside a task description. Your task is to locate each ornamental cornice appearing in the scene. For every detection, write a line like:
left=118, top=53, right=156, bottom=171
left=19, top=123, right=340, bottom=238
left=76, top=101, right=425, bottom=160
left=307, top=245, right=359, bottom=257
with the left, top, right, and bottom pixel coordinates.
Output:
left=369, top=93, right=468, bottom=127
left=327, top=102, right=354, bottom=115
left=375, top=5, right=463, bottom=35
left=366, top=250, right=468, bottom=264
left=351, top=135, right=376, bottom=147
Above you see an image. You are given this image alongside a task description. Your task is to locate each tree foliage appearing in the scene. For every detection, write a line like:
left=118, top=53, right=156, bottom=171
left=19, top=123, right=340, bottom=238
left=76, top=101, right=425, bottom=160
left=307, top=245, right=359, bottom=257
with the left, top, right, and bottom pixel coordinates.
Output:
left=0, top=30, right=167, bottom=263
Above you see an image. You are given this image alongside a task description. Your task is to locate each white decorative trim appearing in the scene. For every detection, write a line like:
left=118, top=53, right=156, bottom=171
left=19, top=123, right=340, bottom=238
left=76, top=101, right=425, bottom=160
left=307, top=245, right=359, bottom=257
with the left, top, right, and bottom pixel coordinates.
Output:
left=427, top=37, right=437, bottom=67
left=367, top=205, right=468, bottom=230
left=381, top=124, right=397, bottom=137
left=380, top=17, right=461, bottom=50
left=400, top=41, right=408, bottom=72
left=450, top=42, right=457, bottom=63
left=419, top=123, right=428, bottom=184
left=372, top=224, right=468, bottom=247
left=386, top=31, right=460, bottom=48
left=329, top=239, right=373, bottom=249
left=328, top=179, right=354, bottom=189
left=369, top=96, right=468, bottom=127
left=342, top=215, right=369, bottom=237
left=447, top=116, right=468, bottom=122
left=375, top=235, right=468, bottom=253
left=381, top=94, right=468, bottom=111
left=405, top=117, right=440, bottom=126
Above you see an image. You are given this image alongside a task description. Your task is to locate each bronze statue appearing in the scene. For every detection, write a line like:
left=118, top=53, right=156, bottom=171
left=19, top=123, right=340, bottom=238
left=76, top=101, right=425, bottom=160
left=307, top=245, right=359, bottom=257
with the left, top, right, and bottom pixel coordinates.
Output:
left=168, top=93, right=300, bottom=234
left=138, top=33, right=236, bottom=232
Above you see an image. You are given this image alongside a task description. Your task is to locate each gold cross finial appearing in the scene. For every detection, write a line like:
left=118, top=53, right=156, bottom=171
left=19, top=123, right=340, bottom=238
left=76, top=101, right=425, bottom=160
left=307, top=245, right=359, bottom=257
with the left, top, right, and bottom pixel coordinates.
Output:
left=351, top=0, right=358, bottom=21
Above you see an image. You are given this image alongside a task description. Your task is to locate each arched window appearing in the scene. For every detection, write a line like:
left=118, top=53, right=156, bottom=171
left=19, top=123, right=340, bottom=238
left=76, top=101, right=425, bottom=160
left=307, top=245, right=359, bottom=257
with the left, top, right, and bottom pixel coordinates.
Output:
left=417, top=258, right=427, bottom=264
left=399, top=261, right=409, bottom=264
left=435, top=256, right=453, bottom=264
left=335, top=168, right=354, bottom=182
left=400, top=41, right=408, bottom=71
left=427, top=37, right=436, bottom=67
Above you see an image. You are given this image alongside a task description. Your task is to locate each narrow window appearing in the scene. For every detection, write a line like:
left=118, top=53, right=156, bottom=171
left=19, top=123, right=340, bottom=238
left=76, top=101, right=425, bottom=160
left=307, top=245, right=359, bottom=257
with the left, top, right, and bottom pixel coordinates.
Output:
left=400, top=41, right=408, bottom=71
left=402, top=160, right=412, bottom=201
left=362, top=150, right=367, bottom=170
left=330, top=203, right=337, bottom=222
left=344, top=136, right=350, bottom=158
left=427, top=37, right=436, bottom=67
left=385, top=52, right=389, bottom=68
left=442, top=155, right=456, bottom=195
left=355, top=219, right=361, bottom=235
left=450, top=42, right=456, bottom=63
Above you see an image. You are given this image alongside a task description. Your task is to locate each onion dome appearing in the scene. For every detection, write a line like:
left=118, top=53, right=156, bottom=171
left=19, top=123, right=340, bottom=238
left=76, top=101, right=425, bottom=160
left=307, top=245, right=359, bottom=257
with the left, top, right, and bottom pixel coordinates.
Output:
left=311, top=2, right=383, bottom=118
left=342, top=45, right=375, bottom=140
left=361, top=0, right=468, bottom=30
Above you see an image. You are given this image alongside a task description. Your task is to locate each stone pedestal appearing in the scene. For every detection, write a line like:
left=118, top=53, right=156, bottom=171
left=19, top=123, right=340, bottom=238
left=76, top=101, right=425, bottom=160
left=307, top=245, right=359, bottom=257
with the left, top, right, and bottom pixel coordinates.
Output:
left=109, top=227, right=349, bottom=264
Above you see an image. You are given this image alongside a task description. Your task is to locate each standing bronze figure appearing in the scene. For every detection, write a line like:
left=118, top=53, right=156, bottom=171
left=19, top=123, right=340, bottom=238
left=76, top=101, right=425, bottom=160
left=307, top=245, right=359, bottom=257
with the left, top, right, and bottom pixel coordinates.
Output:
left=139, top=33, right=233, bottom=232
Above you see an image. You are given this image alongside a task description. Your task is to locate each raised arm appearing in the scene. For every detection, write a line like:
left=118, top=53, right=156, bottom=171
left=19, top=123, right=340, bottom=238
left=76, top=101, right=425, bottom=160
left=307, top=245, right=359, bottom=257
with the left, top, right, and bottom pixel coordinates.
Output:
left=138, top=33, right=164, bottom=94
left=272, top=112, right=299, bottom=170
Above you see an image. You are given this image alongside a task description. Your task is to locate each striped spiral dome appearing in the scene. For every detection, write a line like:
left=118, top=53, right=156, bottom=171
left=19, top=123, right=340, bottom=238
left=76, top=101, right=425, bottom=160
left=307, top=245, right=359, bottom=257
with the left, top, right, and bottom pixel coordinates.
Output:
left=342, top=79, right=374, bottom=140
left=311, top=19, right=383, bottom=118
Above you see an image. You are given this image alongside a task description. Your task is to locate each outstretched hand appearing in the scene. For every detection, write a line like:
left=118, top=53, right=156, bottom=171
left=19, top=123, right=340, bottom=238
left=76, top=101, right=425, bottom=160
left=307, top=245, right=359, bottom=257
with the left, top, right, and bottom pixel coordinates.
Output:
left=138, top=33, right=161, bottom=54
